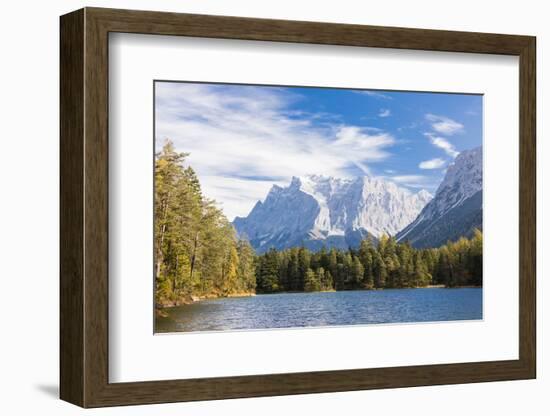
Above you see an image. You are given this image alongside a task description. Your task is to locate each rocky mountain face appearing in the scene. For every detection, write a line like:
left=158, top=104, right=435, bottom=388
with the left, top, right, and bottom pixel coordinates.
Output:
left=396, top=146, right=482, bottom=248
left=233, top=175, right=432, bottom=253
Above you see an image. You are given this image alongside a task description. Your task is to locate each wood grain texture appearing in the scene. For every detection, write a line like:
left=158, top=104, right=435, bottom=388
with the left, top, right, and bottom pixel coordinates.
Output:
left=88, top=7, right=532, bottom=54
left=59, top=7, right=537, bottom=408
left=59, top=8, right=84, bottom=407
left=83, top=10, right=110, bottom=406
left=518, top=38, right=536, bottom=376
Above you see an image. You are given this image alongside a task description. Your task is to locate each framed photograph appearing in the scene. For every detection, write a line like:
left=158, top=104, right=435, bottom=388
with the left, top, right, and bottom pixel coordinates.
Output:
left=60, top=7, right=536, bottom=407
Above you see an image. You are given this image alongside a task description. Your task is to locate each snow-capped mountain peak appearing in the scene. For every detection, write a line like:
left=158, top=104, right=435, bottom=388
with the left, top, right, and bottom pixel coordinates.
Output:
left=396, top=146, right=482, bottom=248
left=233, top=174, right=432, bottom=253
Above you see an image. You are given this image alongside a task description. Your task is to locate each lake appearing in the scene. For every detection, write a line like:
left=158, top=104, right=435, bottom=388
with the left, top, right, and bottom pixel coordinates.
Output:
left=155, top=287, right=482, bottom=333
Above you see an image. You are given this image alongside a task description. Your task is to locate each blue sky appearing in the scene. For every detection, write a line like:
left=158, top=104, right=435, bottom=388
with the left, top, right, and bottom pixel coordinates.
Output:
left=155, top=82, right=482, bottom=220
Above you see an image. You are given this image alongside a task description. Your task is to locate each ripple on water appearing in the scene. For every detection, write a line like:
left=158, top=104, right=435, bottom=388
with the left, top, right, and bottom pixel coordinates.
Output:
left=155, top=288, right=482, bottom=333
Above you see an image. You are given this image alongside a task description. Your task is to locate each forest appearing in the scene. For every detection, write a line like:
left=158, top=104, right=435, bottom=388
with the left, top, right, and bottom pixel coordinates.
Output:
left=155, top=141, right=256, bottom=307
left=155, top=141, right=482, bottom=308
left=254, top=231, right=482, bottom=293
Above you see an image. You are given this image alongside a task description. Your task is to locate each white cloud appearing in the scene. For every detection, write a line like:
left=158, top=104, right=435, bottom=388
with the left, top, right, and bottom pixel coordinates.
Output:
left=378, top=108, right=391, bottom=118
left=155, top=82, right=396, bottom=220
left=397, top=121, right=418, bottom=132
left=426, top=113, right=464, bottom=135
left=390, top=175, right=428, bottom=184
left=355, top=90, right=392, bottom=100
left=199, top=176, right=287, bottom=220
left=419, top=158, right=446, bottom=169
left=424, top=133, right=459, bottom=158
left=382, top=174, right=438, bottom=191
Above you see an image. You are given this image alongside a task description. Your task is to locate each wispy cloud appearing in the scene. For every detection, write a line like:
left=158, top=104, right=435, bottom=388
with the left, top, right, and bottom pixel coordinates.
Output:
left=382, top=174, right=439, bottom=191
left=418, top=158, right=446, bottom=170
left=355, top=90, right=393, bottom=100
left=391, top=175, right=427, bottom=183
left=397, top=121, right=419, bottom=132
left=378, top=108, right=391, bottom=118
left=424, top=133, right=459, bottom=158
left=156, top=82, right=396, bottom=220
left=426, top=113, right=464, bottom=135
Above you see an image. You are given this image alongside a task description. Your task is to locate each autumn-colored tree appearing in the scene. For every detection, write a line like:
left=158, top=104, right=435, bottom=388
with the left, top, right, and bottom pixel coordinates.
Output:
left=253, top=230, right=482, bottom=292
left=154, top=140, right=255, bottom=307
left=155, top=140, right=483, bottom=306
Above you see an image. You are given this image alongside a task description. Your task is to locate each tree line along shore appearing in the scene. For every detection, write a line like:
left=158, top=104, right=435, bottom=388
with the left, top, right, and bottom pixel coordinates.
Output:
left=155, top=141, right=482, bottom=309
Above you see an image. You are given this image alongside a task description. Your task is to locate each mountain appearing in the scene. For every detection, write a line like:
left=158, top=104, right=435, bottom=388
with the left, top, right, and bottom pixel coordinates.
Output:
left=396, top=146, right=482, bottom=248
left=233, top=175, right=432, bottom=253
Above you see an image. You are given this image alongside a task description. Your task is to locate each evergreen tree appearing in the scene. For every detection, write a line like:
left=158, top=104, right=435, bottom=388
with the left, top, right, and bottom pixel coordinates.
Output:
left=373, top=252, right=387, bottom=288
left=256, top=249, right=280, bottom=293
left=297, top=247, right=311, bottom=291
left=304, top=268, right=321, bottom=292
left=154, top=140, right=257, bottom=307
left=155, top=144, right=483, bottom=310
left=413, top=251, right=431, bottom=287
left=469, top=228, right=483, bottom=286
left=286, top=248, right=300, bottom=291
left=359, top=239, right=374, bottom=289
left=321, top=269, right=334, bottom=291
left=350, top=256, right=365, bottom=289
left=237, top=239, right=256, bottom=292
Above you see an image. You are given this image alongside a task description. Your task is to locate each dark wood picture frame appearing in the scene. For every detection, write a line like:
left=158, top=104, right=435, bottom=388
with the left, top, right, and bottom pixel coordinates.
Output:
left=60, top=7, right=536, bottom=408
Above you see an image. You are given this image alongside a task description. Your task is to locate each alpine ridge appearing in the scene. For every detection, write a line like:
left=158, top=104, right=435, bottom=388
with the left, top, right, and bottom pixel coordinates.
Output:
left=233, top=174, right=432, bottom=253
left=396, top=146, right=482, bottom=248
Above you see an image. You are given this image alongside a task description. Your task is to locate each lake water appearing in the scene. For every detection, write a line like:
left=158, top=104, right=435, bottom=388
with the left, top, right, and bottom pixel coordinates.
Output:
left=155, top=288, right=482, bottom=333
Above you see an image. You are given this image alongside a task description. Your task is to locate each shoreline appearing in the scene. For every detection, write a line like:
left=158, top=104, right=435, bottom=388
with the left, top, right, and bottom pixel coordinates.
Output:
left=255, top=285, right=481, bottom=295
left=156, top=285, right=481, bottom=313
left=156, top=291, right=255, bottom=311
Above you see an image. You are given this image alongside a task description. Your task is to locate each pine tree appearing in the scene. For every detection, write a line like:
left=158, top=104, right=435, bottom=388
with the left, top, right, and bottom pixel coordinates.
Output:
left=297, top=247, right=311, bottom=291
left=154, top=146, right=483, bottom=309
left=436, top=247, right=453, bottom=287
left=256, top=249, right=280, bottom=293
left=154, top=140, right=257, bottom=308
left=154, top=141, right=189, bottom=302
left=328, top=249, right=338, bottom=280
left=413, top=251, right=431, bottom=287
left=304, top=268, right=320, bottom=292
left=358, top=239, right=374, bottom=289
left=350, top=256, right=365, bottom=289
left=323, top=269, right=334, bottom=291
left=237, top=239, right=256, bottom=292
left=373, top=252, right=387, bottom=288
left=469, top=228, right=483, bottom=286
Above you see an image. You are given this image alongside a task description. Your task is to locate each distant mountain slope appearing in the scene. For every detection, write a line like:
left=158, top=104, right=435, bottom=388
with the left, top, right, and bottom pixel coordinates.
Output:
left=397, top=146, right=482, bottom=248
left=233, top=175, right=431, bottom=253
